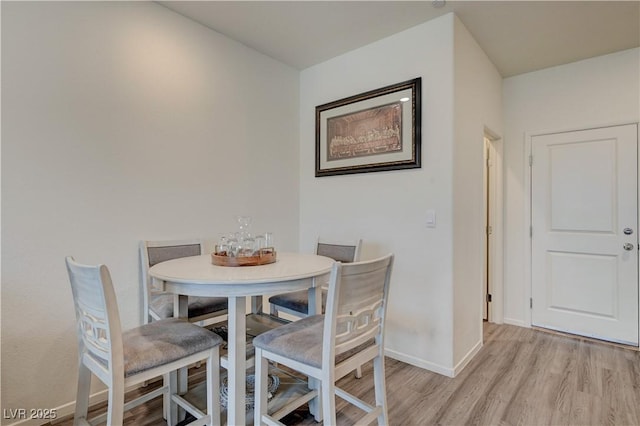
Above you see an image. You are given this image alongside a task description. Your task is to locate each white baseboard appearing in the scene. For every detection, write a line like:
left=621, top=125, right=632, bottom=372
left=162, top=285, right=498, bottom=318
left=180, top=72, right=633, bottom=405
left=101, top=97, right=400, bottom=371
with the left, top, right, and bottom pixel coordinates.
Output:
left=1, top=390, right=107, bottom=426
left=1, top=417, right=46, bottom=426
left=385, top=339, right=483, bottom=379
left=503, top=317, right=528, bottom=328
left=4, top=383, right=146, bottom=426
left=50, top=388, right=110, bottom=424
left=384, top=348, right=455, bottom=378
left=452, top=339, right=483, bottom=376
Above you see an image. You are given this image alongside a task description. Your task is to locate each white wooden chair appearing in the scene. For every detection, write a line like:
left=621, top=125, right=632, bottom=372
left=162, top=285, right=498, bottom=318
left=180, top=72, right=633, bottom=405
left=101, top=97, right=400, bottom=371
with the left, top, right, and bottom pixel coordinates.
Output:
left=253, top=254, right=394, bottom=425
left=140, top=239, right=228, bottom=325
left=268, top=238, right=362, bottom=318
left=65, top=256, right=222, bottom=426
left=268, top=238, right=363, bottom=378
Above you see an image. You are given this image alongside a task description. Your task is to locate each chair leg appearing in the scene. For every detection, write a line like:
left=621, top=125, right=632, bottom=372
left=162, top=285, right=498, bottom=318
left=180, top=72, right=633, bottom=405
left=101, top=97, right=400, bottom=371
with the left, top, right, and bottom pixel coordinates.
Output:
left=177, top=366, right=188, bottom=423
left=74, top=363, right=91, bottom=425
left=178, top=366, right=188, bottom=395
left=106, top=379, right=125, bottom=426
left=307, top=376, right=323, bottom=422
left=373, top=355, right=388, bottom=425
left=167, top=371, right=178, bottom=426
left=207, top=348, right=221, bottom=426
left=269, top=304, right=279, bottom=317
left=321, top=379, right=336, bottom=426
left=354, top=365, right=363, bottom=379
left=253, top=348, right=269, bottom=425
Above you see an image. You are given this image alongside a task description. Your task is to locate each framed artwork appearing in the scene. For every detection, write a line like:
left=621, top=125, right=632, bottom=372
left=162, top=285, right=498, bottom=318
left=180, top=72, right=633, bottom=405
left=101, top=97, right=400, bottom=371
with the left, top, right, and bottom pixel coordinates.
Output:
left=315, top=77, right=421, bottom=177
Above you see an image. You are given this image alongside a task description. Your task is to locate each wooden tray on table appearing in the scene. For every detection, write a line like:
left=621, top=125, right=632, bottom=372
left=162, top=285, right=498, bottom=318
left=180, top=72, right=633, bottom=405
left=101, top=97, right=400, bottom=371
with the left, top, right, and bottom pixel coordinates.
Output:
left=211, top=249, right=276, bottom=267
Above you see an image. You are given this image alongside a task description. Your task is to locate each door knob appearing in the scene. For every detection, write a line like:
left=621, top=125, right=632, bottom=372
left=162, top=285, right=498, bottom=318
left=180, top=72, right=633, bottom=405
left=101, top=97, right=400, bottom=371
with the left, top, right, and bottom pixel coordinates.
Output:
left=623, top=243, right=634, bottom=251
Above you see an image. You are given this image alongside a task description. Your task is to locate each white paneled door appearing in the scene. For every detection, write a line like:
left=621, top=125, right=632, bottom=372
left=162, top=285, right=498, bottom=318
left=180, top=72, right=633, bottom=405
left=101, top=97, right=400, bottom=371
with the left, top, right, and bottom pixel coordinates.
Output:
left=531, top=124, right=639, bottom=345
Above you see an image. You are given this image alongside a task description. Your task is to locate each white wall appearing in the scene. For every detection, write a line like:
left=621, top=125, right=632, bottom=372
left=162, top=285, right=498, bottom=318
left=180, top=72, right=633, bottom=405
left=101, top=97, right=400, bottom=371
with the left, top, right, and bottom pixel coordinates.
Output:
left=299, top=12, right=502, bottom=377
left=300, top=14, right=460, bottom=375
left=452, top=17, right=503, bottom=370
left=502, top=48, right=640, bottom=326
left=1, top=2, right=299, bottom=421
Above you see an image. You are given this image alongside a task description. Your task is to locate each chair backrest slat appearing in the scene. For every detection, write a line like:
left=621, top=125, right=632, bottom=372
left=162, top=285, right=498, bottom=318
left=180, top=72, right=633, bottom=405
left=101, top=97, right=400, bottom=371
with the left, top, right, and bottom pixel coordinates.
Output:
left=146, top=243, right=202, bottom=267
left=323, top=254, right=393, bottom=366
left=66, top=257, right=122, bottom=374
left=317, top=243, right=357, bottom=263
left=139, top=239, right=203, bottom=323
left=316, top=238, right=362, bottom=263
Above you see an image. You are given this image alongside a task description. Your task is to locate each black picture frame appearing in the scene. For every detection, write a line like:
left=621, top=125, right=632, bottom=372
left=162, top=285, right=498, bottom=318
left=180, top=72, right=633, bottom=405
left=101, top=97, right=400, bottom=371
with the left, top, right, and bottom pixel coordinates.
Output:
left=315, top=77, right=421, bottom=177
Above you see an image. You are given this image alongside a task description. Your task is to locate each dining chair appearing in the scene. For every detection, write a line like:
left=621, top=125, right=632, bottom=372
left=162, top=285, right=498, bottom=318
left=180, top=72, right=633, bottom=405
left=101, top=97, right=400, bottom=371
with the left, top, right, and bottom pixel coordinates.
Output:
left=268, top=238, right=362, bottom=318
left=253, top=254, right=394, bottom=425
left=65, top=256, right=222, bottom=426
left=140, top=239, right=228, bottom=325
left=268, top=238, right=363, bottom=378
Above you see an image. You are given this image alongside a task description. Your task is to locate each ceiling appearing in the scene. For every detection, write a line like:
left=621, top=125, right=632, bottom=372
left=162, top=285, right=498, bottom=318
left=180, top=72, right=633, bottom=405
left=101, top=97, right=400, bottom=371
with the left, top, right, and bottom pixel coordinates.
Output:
left=159, top=1, right=640, bottom=77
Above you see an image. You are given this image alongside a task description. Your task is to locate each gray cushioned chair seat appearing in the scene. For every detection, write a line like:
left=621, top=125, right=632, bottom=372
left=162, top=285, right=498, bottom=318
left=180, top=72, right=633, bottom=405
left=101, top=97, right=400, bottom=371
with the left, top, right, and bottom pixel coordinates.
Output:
left=150, top=294, right=228, bottom=319
left=252, top=315, right=373, bottom=369
left=268, top=290, right=327, bottom=315
left=123, top=318, right=223, bottom=377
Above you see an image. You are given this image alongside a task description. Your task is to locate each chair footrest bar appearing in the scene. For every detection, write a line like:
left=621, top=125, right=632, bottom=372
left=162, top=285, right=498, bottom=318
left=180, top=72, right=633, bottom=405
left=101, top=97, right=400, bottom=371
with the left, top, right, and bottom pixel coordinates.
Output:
left=335, top=387, right=374, bottom=413
left=261, top=414, right=285, bottom=426
left=271, top=389, right=318, bottom=421
left=356, top=407, right=384, bottom=426
left=220, top=353, right=255, bottom=370
left=171, top=394, right=206, bottom=419
left=183, top=414, right=211, bottom=426
left=125, top=386, right=167, bottom=411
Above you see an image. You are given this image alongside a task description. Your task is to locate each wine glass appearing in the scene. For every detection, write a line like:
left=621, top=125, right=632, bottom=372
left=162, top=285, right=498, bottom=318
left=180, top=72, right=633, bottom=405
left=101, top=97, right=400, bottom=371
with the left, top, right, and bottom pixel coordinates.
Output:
left=237, top=216, right=252, bottom=235
left=264, top=232, right=274, bottom=252
left=216, top=234, right=229, bottom=255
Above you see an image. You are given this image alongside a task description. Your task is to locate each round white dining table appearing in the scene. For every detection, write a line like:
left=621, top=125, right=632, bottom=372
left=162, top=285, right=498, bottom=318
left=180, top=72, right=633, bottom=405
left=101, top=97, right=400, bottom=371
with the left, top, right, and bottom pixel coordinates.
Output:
left=149, top=252, right=335, bottom=425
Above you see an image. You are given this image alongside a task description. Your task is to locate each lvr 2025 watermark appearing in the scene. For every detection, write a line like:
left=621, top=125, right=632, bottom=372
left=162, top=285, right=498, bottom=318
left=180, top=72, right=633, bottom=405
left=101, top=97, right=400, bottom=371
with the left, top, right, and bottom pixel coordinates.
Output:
left=3, top=408, right=57, bottom=420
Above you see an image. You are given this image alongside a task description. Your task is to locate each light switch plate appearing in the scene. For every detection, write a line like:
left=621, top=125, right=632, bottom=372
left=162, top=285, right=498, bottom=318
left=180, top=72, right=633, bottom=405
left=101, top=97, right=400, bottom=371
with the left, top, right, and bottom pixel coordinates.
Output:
left=426, top=210, right=436, bottom=228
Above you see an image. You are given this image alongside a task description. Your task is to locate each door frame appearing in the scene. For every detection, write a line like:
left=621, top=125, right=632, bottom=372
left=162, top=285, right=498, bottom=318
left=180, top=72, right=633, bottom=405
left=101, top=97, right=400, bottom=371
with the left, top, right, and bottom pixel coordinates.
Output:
left=524, top=121, right=640, bottom=336
left=484, top=127, right=504, bottom=324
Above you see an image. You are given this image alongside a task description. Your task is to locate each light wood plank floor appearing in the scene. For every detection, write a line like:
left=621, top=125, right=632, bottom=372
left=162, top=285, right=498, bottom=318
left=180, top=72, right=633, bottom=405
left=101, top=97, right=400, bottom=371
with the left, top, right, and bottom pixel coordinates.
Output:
left=52, top=323, right=640, bottom=425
